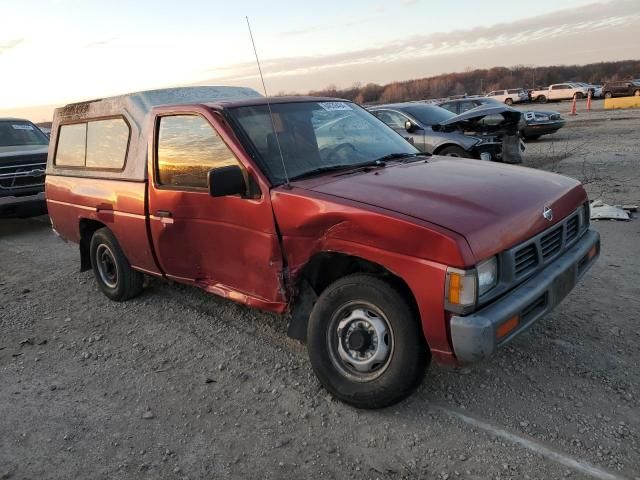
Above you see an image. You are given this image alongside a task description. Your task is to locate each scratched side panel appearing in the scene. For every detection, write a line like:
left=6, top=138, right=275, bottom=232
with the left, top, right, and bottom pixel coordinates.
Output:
left=45, top=175, right=160, bottom=274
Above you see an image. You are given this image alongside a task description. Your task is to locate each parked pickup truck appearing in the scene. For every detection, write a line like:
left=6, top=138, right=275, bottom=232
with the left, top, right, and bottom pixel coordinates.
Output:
left=530, top=83, right=590, bottom=103
left=1, top=118, right=49, bottom=216
left=46, top=87, right=600, bottom=408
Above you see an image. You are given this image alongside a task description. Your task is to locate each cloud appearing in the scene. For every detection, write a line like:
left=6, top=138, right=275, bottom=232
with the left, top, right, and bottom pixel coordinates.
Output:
left=197, top=0, right=640, bottom=89
left=401, top=0, right=419, bottom=5
left=0, top=39, right=24, bottom=55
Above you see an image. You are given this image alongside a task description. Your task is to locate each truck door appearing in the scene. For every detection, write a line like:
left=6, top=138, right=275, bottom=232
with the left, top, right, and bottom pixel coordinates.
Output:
left=147, top=110, right=286, bottom=306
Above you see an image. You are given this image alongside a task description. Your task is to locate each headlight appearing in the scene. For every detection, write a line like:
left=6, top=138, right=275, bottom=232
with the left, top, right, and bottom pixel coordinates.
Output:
left=477, top=256, right=498, bottom=296
left=534, top=113, right=550, bottom=121
left=445, top=256, right=498, bottom=314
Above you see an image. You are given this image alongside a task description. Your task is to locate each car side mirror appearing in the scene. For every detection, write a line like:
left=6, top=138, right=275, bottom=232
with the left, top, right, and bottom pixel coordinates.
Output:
left=208, top=165, right=246, bottom=197
left=405, top=120, right=416, bottom=133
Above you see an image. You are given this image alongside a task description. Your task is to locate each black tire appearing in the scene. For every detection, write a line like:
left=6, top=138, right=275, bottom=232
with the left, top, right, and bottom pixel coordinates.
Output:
left=634, top=90, right=640, bottom=97
left=574, top=92, right=584, bottom=100
left=505, top=98, right=513, bottom=105
left=90, top=227, right=144, bottom=301
left=604, top=91, right=613, bottom=99
left=307, top=274, right=428, bottom=409
left=538, top=95, right=547, bottom=104
left=438, top=145, right=473, bottom=158
left=524, top=134, right=542, bottom=141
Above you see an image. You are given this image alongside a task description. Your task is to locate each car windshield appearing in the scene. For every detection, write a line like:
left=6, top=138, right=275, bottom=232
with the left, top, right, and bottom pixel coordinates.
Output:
left=227, top=101, right=418, bottom=185
left=397, top=105, right=456, bottom=126
left=0, top=121, right=48, bottom=147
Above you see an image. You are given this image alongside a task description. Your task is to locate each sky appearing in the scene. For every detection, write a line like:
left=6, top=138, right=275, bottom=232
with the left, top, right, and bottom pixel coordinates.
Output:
left=1, top=0, right=638, bottom=121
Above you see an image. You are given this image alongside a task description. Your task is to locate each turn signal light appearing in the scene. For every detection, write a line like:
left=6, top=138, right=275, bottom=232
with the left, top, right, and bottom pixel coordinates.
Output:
left=587, top=245, right=598, bottom=260
left=497, top=315, right=520, bottom=339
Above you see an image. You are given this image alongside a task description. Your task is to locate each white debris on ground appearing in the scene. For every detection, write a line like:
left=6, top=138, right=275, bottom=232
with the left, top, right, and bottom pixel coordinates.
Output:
left=589, top=200, right=636, bottom=221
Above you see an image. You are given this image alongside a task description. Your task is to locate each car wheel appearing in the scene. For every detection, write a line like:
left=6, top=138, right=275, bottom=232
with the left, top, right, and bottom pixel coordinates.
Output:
left=90, top=227, right=144, bottom=301
left=574, top=92, right=584, bottom=100
left=505, top=98, right=513, bottom=105
left=307, top=274, right=428, bottom=409
left=604, top=92, right=613, bottom=99
left=438, top=145, right=473, bottom=158
left=524, top=135, right=542, bottom=141
left=634, top=90, right=640, bottom=97
left=538, top=95, right=547, bottom=103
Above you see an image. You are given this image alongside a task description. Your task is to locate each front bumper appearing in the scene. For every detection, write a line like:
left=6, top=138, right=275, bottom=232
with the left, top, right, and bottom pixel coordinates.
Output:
left=523, top=120, right=566, bottom=137
left=450, top=229, right=600, bottom=363
left=0, top=191, right=46, bottom=213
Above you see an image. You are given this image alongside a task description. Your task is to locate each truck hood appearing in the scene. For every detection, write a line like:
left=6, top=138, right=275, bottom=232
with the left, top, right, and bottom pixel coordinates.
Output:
left=0, top=145, right=49, bottom=158
left=301, top=158, right=586, bottom=261
left=435, top=105, right=521, bottom=128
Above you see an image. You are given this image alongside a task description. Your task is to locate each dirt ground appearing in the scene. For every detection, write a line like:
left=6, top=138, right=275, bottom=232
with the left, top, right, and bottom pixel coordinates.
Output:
left=1, top=108, right=639, bottom=480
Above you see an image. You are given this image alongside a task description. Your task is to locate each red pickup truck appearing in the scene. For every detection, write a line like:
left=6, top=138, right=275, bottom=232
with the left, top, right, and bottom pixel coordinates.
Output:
left=46, top=87, right=600, bottom=408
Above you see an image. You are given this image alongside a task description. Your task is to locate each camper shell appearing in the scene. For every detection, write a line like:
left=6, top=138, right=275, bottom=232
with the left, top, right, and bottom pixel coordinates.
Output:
left=47, top=86, right=263, bottom=181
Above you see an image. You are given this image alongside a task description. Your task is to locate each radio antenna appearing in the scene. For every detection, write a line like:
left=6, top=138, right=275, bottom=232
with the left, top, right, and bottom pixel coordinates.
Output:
left=245, top=16, right=290, bottom=187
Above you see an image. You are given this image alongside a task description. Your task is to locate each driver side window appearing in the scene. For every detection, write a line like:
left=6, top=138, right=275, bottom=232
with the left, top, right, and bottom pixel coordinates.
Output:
left=375, top=110, right=407, bottom=129
left=156, top=115, right=241, bottom=189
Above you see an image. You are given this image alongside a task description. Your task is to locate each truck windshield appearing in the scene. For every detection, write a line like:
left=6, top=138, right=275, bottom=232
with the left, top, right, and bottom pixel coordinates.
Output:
left=0, top=121, right=49, bottom=147
left=227, top=101, right=418, bottom=185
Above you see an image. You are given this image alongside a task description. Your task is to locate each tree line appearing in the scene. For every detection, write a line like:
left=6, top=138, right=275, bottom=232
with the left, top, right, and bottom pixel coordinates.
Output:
left=305, top=60, right=640, bottom=104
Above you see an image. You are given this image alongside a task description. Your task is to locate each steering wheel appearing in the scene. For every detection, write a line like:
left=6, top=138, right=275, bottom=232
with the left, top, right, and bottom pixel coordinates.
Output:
left=326, top=142, right=357, bottom=162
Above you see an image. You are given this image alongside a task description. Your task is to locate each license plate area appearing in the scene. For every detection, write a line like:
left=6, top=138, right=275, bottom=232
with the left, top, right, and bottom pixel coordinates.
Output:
left=553, top=266, right=576, bottom=305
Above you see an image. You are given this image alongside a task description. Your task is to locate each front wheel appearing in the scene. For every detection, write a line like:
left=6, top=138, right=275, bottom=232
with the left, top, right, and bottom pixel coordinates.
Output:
left=307, top=274, right=428, bottom=409
left=634, top=90, right=640, bottom=97
left=505, top=98, right=513, bottom=105
left=538, top=95, right=547, bottom=103
left=604, top=92, right=613, bottom=99
left=90, top=228, right=144, bottom=301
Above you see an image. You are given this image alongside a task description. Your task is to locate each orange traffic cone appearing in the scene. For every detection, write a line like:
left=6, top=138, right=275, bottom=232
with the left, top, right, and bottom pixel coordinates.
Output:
left=569, top=95, right=577, bottom=116
left=587, top=90, right=592, bottom=111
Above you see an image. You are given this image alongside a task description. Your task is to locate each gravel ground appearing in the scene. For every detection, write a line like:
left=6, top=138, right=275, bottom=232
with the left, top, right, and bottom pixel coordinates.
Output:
left=1, top=113, right=639, bottom=480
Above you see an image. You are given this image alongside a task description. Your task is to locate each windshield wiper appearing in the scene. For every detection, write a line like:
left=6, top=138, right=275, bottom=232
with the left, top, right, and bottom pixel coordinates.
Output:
left=289, top=164, right=356, bottom=181
left=372, top=152, right=431, bottom=163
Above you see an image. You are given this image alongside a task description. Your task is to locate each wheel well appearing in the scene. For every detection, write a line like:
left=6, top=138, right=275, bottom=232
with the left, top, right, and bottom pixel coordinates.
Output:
left=287, top=252, right=421, bottom=341
left=79, top=219, right=106, bottom=272
left=433, top=143, right=461, bottom=155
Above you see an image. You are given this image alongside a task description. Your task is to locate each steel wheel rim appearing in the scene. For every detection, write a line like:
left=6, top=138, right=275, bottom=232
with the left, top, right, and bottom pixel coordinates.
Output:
left=96, top=244, right=118, bottom=289
left=327, top=301, right=394, bottom=382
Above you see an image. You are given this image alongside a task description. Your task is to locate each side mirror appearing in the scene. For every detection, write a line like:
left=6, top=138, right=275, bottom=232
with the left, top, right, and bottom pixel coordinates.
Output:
left=405, top=120, right=416, bottom=133
left=208, top=165, right=246, bottom=197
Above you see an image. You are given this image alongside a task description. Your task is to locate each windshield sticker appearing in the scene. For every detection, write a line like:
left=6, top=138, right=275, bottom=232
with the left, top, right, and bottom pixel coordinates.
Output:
left=12, top=124, right=34, bottom=130
left=318, top=102, right=352, bottom=112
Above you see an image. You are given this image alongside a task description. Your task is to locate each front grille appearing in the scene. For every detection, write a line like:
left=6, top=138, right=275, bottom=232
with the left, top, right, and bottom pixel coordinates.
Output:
left=566, top=216, right=579, bottom=243
left=510, top=207, right=586, bottom=280
left=540, top=225, right=563, bottom=259
left=0, top=162, right=46, bottom=191
left=514, top=244, right=538, bottom=276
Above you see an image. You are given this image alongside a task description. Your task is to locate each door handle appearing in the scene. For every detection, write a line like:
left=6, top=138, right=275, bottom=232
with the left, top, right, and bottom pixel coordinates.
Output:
left=155, top=210, right=174, bottom=225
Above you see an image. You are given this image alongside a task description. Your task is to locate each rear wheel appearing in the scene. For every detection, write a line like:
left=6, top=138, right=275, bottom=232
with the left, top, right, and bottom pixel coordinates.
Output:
left=438, top=145, right=472, bottom=158
left=604, top=91, right=613, bottom=99
left=307, top=274, right=428, bottom=409
left=574, top=92, right=584, bottom=100
left=505, top=98, right=513, bottom=106
left=90, top=228, right=144, bottom=301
